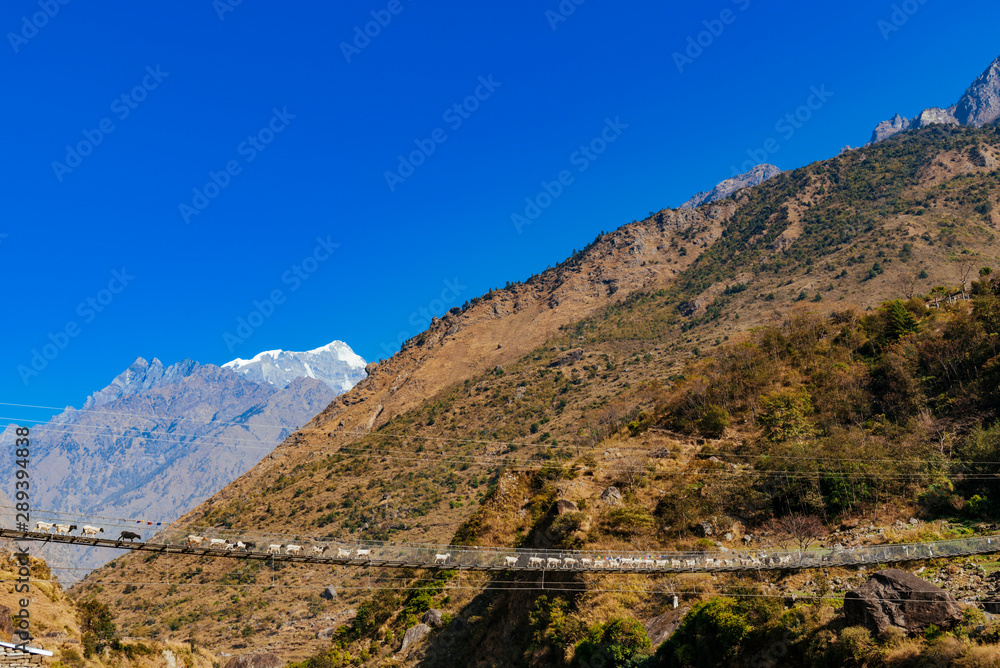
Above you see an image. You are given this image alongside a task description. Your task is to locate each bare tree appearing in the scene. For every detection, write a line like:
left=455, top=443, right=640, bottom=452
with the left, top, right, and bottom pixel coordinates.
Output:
left=961, top=262, right=976, bottom=299
left=900, top=273, right=918, bottom=300
left=766, top=514, right=828, bottom=551
left=619, top=450, right=649, bottom=492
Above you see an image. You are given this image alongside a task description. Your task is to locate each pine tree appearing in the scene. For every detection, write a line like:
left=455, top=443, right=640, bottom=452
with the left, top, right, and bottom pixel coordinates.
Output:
left=886, top=300, right=918, bottom=341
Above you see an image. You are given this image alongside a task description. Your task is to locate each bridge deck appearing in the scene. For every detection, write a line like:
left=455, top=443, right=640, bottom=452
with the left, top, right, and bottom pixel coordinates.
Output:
left=6, top=529, right=1000, bottom=574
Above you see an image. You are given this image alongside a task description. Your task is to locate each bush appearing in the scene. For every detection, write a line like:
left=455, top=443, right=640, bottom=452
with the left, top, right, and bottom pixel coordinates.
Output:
left=599, top=507, right=656, bottom=538
left=574, top=617, right=652, bottom=667
left=698, top=404, right=730, bottom=438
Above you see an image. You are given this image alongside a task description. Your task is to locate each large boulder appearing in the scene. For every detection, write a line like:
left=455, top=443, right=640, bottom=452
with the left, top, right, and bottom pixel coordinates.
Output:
left=422, top=609, right=444, bottom=628
left=555, top=499, right=579, bottom=515
left=223, top=654, right=284, bottom=668
left=320, top=586, right=337, bottom=600
left=549, top=348, right=584, bottom=367
left=844, top=569, right=963, bottom=636
left=600, top=487, right=623, bottom=506
left=400, top=624, right=432, bottom=653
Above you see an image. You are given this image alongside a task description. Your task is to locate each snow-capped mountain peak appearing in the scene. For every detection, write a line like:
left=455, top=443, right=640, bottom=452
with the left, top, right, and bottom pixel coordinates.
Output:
left=223, top=341, right=367, bottom=393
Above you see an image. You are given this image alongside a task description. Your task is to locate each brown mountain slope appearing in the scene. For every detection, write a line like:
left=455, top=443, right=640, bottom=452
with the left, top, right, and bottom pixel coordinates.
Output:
left=74, top=126, right=1000, bottom=663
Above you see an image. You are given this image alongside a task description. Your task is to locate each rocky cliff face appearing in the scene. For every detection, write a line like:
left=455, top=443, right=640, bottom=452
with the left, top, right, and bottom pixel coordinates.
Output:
left=870, top=56, right=1000, bottom=144
left=681, top=163, right=782, bottom=208
left=0, top=357, right=337, bottom=581
left=223, top=341, right=367, bottom=393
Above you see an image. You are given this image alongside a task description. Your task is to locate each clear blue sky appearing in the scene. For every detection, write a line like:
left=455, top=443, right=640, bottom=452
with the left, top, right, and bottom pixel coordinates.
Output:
left=2, top=0, right=998, bottom=414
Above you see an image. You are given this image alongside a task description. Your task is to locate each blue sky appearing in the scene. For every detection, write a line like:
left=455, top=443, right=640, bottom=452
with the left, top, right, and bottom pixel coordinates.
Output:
left=2, top=0, right=998, bottom=414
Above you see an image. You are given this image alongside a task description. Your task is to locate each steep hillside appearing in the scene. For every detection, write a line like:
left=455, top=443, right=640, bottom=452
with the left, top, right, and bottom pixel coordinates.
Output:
left=0, top=544, right=218, bottom=668
left=76, top=126, right=1000, bottom=665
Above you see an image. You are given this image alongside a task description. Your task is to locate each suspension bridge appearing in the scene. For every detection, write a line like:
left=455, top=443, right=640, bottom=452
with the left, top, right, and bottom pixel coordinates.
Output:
left=5, top=522, right=1000, bottom=575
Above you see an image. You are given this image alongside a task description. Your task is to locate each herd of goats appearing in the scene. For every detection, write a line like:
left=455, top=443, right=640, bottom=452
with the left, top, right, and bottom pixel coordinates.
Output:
left=29, top=521, right=989, bottom=572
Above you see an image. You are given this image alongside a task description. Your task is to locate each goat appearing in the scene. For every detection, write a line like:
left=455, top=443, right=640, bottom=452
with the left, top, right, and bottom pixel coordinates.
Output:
left=620, top=557, right=635, bottom=568
left=312, top=546, right=328, bottom=555
left=118, top=531, right=141, bottom=542
left=581, top=558, right=593, bottom=568
left=186, top=535, right=206, bottom=547
left=504, top=556, right=518, bottom=567
left=34, top=522, right=54, bottom=533
left=641, top=559, right=654, bottom=569
left=563, top=557, right=578, bottom=568
left=267, top=544, right=282, bottom=554
left=54, top=524, right=78, bottom=535
left=528, top=557, right=543, bottom=568
left=236, top=541, right=253, bottom=551
left=356, top=548, right=371, bottom=558
left=655, top=559, right=668, bottom=568
left=209, top=538, right=227, bottom=548
left=81, top=525, right=103, bottom=536
left=546, top=557, right=561, bottom=569
left=285, top=545, right=303, bottom=555
left=224, top=541, right=237, bottom=551
left=434, top=553, right=451, bottom=564
left=337, top=548, right=351, bottom=558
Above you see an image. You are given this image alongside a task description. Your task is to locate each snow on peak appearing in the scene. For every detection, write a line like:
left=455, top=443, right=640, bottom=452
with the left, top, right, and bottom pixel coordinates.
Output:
left=222, top=341, right=367, bottom=394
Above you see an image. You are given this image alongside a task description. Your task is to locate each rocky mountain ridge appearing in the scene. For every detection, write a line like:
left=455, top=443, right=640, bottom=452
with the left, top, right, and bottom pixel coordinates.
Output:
left=869, top=55, right=1000, bottom=143
left=680, top=163, right=782, bottom=208
left=0, top=354, right=344, bottom=581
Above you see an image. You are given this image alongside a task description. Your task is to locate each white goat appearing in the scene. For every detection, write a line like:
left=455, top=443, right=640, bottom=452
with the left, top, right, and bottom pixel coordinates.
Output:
left=285, top=545, right=302, bottom=555
left=267, top=544, right=282, bottom=554
left=356, top=548, right=371, bottom=558
left=528, top=557, right=543, bottom=568
left=504, top=556, right=518, bottom=567
left=434, top=553, right=451, bottom=564
left=54, top=523, right=77, bottom=534
left=81, top=525, right=103, bottom=536
left=546, top=557, right=561, bottom=569
left=186, top=535, right=206, bottom=547
left=337, top=548, right=351, bottom=558
left=562, top=557, right=578, bottom=568
left=34, top=522, right=54, bottom=533
left=209, top=538, right=227, bottom=548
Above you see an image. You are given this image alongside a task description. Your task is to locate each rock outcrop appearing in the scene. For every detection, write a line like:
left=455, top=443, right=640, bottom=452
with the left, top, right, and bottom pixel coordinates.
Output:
left=681, top=164, right=782, bottom=209
left=843, top=569, right=963, bottom=636
left=870, top=56, right=1000, bottom=144
left=400, top=624, right=431, bottom=653
left=223, top=653, right=284, bottom=668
